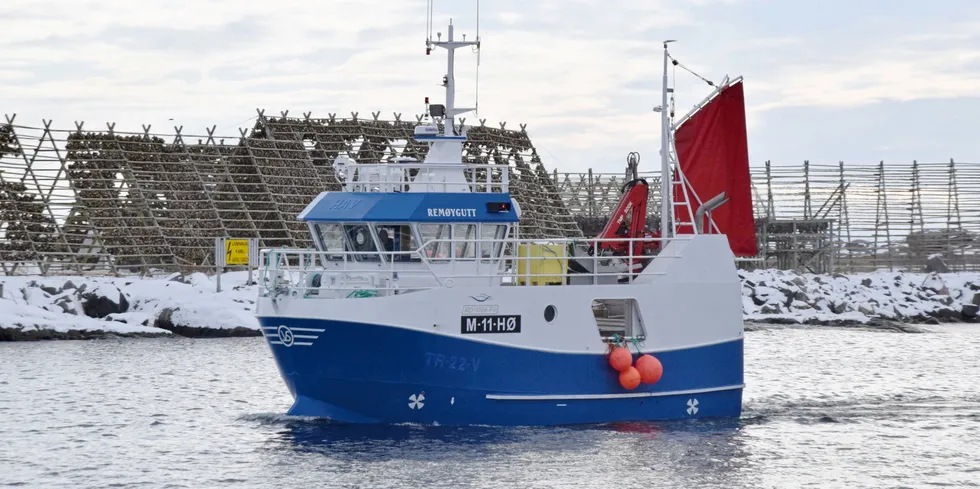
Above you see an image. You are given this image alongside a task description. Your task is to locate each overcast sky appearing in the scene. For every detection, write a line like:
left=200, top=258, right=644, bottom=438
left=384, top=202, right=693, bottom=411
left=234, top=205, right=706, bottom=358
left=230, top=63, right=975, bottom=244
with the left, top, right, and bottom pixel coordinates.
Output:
left=2, top=0, right=978, bottom=174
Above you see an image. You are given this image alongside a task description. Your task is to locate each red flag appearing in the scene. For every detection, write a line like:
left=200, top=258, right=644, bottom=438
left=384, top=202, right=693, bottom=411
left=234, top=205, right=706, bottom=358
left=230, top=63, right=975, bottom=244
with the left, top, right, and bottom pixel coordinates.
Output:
left=673, top=80, right=758, bottom=256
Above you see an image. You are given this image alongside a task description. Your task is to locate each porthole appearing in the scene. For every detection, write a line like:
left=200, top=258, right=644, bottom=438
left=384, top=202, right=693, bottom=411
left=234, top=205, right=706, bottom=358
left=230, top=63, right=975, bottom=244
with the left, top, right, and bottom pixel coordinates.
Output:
left=544, top=305, right=557, bottom=322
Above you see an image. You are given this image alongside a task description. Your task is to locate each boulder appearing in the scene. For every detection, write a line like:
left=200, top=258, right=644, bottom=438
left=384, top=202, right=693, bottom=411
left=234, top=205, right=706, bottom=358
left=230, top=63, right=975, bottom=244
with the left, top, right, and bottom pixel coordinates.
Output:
left=962, top=303, right=979, bottom=319
left=921, top=273, right=947, bottom=294
left=153, top=307, right=261, bottom=338
left=759, top=304, right=782, bottom=314
left=777, top=288, right=796, bottom=307
left=77, top=285, right=129, bottom=319
left=790, top=300, right=811, bottom=310
left=53, top=296, right=79, bottom=315
left=929, top=308, right=963, bottom=322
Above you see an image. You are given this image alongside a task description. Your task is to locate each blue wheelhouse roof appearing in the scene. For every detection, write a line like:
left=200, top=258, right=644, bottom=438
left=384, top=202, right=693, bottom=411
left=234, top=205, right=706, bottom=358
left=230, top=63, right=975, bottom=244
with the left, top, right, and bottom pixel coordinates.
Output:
left=297, top=192, right=519, bottom=223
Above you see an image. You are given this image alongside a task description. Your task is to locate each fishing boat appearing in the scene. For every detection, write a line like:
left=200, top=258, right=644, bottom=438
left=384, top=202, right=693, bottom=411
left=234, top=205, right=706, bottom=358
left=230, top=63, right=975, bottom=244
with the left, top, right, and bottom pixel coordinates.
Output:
left=255, top=20, right=756, bottom=426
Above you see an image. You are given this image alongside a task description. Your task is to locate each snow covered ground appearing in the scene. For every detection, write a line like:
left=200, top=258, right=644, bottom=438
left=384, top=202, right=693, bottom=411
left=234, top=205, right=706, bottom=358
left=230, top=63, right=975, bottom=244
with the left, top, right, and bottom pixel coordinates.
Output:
left=1, top=269, right=978, bottom=340
left=740, top=269, right=980, bottom=325
left=0, top=271, right=260, bottom=340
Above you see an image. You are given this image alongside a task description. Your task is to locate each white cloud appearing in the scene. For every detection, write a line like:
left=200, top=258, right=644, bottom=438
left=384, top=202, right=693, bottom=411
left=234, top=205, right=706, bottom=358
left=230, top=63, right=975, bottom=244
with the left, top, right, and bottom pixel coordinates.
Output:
left=747, top=19, right=980, bottom=113
left=1, top=0, right=978, bottom=173
left=750, top=49, right=980, bottom=112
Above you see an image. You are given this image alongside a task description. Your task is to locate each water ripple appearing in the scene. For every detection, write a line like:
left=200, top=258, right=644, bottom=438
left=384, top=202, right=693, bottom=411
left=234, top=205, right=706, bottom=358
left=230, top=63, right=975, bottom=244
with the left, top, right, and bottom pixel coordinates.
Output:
left=1, top=327, right=978, bottom=488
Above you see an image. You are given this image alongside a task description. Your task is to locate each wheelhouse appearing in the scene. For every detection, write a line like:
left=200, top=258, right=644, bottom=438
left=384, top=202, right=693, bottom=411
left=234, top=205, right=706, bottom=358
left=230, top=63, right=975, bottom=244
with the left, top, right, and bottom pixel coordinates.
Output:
left=297, top=191, right=519, bottom=264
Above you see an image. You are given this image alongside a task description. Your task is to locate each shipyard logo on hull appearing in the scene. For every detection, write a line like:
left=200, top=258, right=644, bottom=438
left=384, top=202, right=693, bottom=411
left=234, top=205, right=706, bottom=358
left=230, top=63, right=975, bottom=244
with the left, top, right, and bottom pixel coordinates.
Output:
left=277, top=325, right=294, bottom=346
left=262, top=325, right=325, bottom=347
left=426, top=208, right=477, bottom=218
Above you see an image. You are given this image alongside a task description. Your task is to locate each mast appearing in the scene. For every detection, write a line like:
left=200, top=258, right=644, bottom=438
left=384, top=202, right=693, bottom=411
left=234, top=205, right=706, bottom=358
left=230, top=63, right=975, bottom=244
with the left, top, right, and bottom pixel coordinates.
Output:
left=427, top=21, right=478, bottom=136
left=659, top=41, right=674, bottom=239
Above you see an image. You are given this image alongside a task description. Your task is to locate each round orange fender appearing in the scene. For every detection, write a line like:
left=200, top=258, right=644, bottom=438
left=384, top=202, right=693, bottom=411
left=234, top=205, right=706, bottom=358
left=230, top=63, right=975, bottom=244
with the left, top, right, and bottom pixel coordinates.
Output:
left=635, top=354, right=663, bottom=384
left=619, top=366, right=641, bottom=390
left=608, top=347, right=633, bottom=372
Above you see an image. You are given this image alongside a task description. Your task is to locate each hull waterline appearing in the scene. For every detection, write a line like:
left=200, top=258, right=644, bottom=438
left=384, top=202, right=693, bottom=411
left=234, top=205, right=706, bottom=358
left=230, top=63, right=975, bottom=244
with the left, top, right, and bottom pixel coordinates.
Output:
left=259, top=317, right=744, bottom=426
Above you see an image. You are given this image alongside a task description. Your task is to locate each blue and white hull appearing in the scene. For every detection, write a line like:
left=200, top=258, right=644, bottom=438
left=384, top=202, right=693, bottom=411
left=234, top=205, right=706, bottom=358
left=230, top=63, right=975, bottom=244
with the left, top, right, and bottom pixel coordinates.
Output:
left=256, top=235, right=745, bottom=426
left=260, top=316, right=742, bottom=425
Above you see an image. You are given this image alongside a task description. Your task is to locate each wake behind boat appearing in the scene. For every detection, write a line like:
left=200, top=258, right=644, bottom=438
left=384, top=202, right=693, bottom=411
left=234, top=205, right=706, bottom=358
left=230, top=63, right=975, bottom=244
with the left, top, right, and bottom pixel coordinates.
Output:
left=255, top=16, right=754, bottom=426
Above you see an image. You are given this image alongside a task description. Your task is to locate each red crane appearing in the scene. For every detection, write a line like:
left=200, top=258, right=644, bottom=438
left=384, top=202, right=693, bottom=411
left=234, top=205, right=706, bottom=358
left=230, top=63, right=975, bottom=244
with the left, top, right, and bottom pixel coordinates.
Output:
left=594, top=178, right=660, bottom=263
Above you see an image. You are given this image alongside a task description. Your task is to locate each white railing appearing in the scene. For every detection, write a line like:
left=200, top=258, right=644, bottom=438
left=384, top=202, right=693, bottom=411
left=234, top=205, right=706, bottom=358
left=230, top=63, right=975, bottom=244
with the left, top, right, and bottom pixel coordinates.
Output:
left=340, top=162, right=509, bottom=193
left=258, top=236, right=690, bottom=299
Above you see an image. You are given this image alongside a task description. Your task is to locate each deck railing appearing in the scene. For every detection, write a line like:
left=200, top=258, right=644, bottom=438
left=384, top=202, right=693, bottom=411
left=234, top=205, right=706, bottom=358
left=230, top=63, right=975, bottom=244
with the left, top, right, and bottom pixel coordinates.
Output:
left=258, top=236, right=690, bottom=298
left=341, top=162, right=510, bottom=193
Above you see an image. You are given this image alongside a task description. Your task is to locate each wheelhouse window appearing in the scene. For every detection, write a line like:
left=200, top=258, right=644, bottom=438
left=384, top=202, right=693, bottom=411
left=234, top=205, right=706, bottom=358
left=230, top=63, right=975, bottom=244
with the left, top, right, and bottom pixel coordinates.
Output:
left=344, top=224, right=380, bottom=261
left=314, top=223, right=344, bottom=260
left=418, top=223, right=451, bottom=261
left=453, top=224, right=477, bottom=259
left=480, top=224, right=508, bottom=262
left=375, top=224, right=421, bottom=262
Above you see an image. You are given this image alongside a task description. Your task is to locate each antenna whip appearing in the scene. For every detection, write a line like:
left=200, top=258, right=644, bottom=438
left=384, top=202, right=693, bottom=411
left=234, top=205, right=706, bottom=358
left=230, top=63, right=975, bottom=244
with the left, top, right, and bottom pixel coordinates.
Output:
left=474, top=0, right=481, bottom=115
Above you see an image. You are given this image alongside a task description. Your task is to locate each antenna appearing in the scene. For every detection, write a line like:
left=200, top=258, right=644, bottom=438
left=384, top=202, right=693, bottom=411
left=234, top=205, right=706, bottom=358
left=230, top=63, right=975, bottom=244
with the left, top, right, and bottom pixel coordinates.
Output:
left=474, top=0, right=482, bottom=116
left=425, top=0, right=434, bottom=49
left=425, top=11, right=478, bottom=137
left=659, top=40, right=673, bottom=239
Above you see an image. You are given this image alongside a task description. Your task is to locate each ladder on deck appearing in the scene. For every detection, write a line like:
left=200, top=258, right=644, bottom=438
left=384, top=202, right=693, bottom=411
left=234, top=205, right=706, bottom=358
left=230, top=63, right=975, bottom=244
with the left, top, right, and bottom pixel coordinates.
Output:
left=669, top=162, right=700, bottom=236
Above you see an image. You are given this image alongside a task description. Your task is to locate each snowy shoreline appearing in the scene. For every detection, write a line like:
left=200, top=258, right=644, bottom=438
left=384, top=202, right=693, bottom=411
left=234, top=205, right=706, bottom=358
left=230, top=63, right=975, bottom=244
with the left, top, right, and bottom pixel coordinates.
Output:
left=740, top=269, right=979, bottom=326
left=0, top=271, right=261, bottom=341
left=1, top=269, right=978, bottom=341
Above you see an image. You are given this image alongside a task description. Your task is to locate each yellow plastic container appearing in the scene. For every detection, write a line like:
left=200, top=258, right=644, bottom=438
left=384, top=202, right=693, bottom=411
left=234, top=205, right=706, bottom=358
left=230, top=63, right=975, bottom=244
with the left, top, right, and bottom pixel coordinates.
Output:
left=516, top=243, right=567, bottom=285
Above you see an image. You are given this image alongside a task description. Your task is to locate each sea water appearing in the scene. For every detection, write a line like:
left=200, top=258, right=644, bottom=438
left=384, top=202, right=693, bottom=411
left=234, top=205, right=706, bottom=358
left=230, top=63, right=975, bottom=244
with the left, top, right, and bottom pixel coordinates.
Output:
left=1, top=324, right=978, bottom=488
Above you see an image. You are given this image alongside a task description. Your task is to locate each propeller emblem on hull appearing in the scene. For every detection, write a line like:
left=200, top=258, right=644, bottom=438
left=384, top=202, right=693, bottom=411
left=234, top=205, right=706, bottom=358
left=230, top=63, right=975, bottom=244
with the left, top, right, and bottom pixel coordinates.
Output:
left=687, top=398, right=699, bottom=415
left=409, top=393, right=426, bottom=410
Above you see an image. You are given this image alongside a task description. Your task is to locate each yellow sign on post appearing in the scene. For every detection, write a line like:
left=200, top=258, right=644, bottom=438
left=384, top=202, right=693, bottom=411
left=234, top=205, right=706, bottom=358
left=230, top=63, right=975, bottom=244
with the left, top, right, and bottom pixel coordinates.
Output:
left=225, top=239, right=250, bottom=266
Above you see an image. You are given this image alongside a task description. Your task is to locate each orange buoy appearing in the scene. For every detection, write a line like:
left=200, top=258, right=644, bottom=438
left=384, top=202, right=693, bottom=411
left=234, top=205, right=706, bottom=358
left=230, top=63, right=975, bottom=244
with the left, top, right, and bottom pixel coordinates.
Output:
left=635, top=354, right=663, bottom=384
left=608, top=347, right=633, bottom=372
left=619, top=366, right=641, bottom=390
